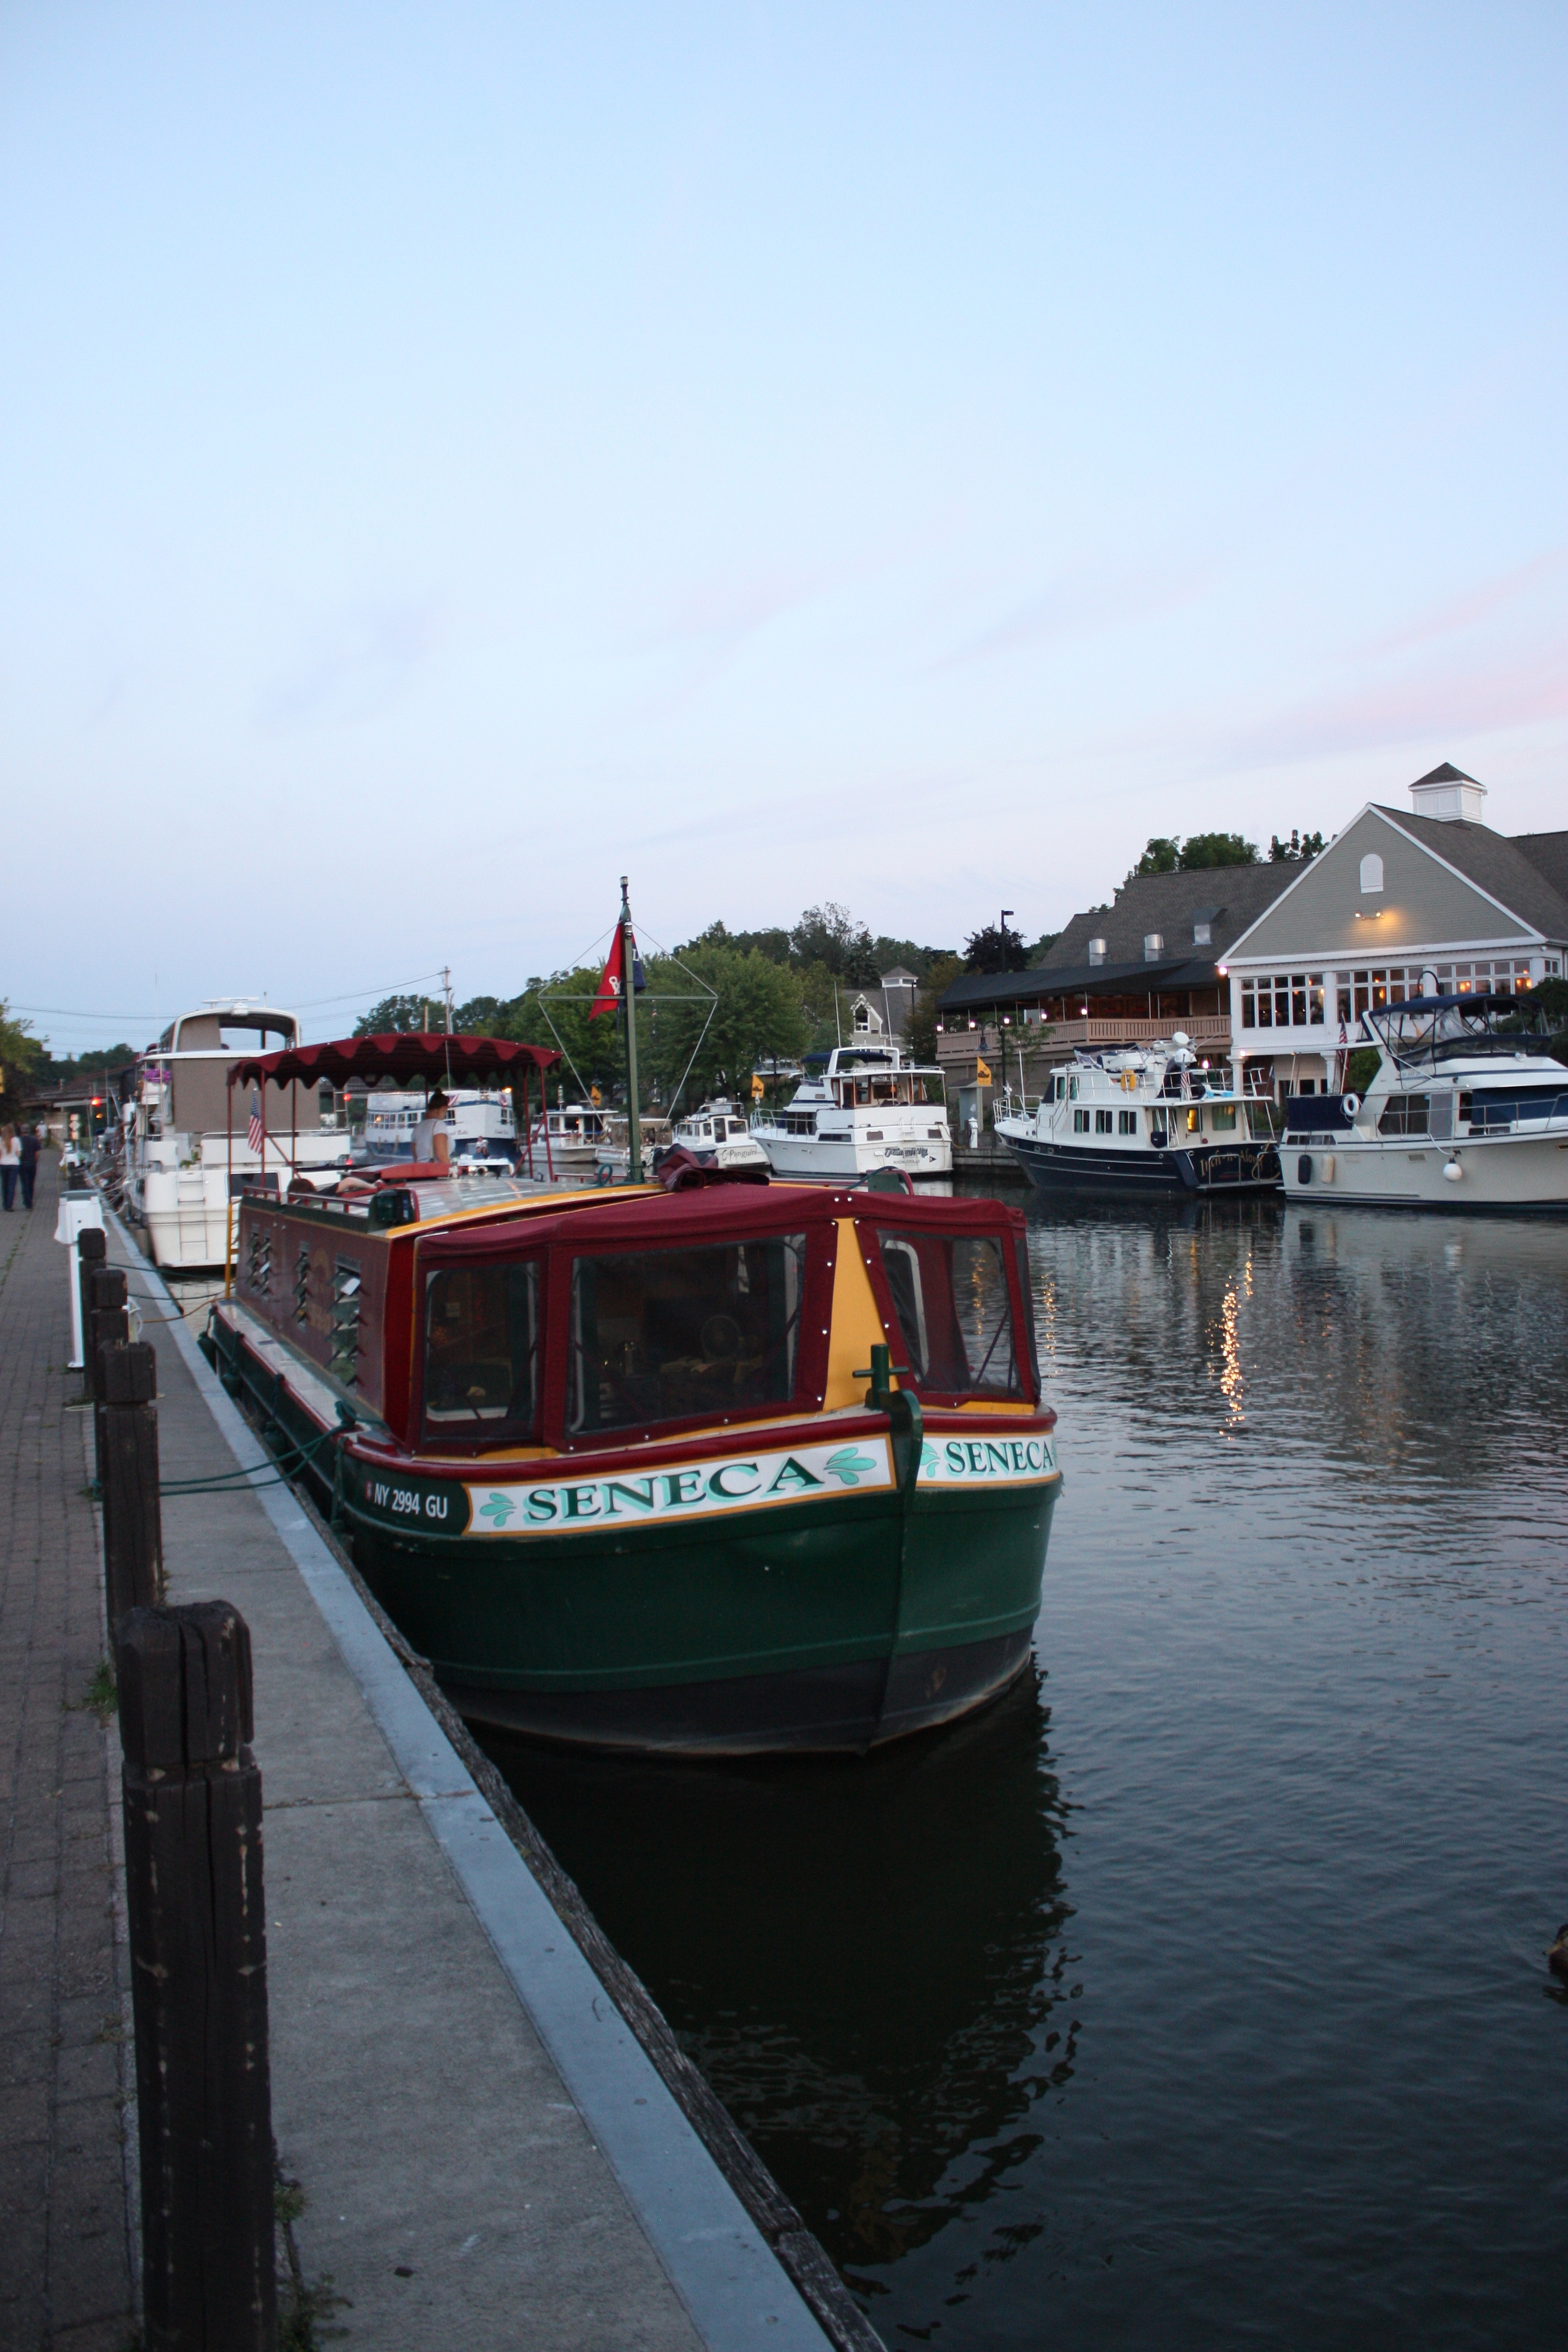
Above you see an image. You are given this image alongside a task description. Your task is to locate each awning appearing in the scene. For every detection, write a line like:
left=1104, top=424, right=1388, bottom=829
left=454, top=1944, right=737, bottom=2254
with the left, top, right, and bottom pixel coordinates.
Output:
left=228, top=1033, right=560, bottom=1088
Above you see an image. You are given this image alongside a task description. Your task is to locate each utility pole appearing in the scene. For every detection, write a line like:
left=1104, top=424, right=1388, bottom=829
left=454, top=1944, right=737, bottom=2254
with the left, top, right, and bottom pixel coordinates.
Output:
left=621, top=877, right=642, bottom=1183
left=442, top=967, right=453, bottom=1034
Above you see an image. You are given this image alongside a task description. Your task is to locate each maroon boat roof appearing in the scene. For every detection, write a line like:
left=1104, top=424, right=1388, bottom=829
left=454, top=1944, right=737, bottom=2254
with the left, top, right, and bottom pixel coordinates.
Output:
left=414, top=1181, right=1025, bottom=1260
left=229, top=1032, right=559, bottom=1088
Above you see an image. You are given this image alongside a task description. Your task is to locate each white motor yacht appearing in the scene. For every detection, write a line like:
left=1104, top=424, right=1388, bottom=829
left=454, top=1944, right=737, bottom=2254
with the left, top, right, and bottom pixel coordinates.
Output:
left=1282, top=992, right=1568, bottom=1210
left=750, top=1046, right=952, bottom=1181
left=529, top=1103, right=608, bottom=1171
left=995, top=1036, right=1281, bottom=1195
left=127, top=1001, right=348, bottom=1269
left=662, top=1098, right=770, bottom=1173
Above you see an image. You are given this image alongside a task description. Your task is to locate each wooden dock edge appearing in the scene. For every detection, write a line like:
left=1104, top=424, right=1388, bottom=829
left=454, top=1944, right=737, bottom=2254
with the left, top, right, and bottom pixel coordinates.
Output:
left=109, top=1206, right=884, bottom=2352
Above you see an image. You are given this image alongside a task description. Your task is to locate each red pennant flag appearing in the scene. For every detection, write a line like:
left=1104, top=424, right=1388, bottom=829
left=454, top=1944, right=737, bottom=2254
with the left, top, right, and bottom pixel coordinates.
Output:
left=590, top=924, right=626, bottom=1020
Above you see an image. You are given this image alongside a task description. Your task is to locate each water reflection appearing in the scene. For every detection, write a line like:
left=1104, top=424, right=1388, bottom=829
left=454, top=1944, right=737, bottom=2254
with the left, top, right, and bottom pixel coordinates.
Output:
left=485, top=1668, right=1073, bottom=2291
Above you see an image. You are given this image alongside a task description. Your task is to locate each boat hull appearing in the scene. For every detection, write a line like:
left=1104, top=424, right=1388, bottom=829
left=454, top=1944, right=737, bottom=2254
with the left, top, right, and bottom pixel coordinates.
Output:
left=209, top=1302, right=1059, bottom=1757
left=1283, top=1131, right=1568, bottom=1211
left=755, top=1133, right=954, bottom=1181
left=1002, top=1132, right=1281, bottom=1197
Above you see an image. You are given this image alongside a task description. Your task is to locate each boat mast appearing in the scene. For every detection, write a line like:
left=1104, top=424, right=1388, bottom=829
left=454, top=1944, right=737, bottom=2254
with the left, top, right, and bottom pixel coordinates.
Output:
left=621, top=874, right=643, bottom=1183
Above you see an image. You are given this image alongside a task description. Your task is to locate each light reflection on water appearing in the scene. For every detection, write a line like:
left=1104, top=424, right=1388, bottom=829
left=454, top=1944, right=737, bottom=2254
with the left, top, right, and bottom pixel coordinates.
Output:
left=484, top=1194, right=1568, bottom=2348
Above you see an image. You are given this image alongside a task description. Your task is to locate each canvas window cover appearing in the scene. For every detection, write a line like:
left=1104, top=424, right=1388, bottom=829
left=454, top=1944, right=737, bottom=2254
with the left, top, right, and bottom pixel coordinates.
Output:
left=876, top=1230, right=1027, bottom=1403
left=568, top=1236, right=807, bottom=1438
left=423, top=1259, right=541, bottom=1444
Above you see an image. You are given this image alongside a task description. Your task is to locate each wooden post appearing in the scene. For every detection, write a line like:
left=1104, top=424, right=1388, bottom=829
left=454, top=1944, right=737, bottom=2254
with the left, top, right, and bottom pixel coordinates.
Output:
left=98, top=1341, right=164, bottom=1629
left=117, top=1602, right=277, bottom=2352
left=77, top=1228, right=107, bottom=1390
left=86, top=1265, right=129, bottom=1400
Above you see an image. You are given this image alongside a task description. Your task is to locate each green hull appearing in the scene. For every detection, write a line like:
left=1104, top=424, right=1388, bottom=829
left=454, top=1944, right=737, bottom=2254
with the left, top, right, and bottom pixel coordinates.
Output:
left=210, top=1308, right=1059, bottom=1756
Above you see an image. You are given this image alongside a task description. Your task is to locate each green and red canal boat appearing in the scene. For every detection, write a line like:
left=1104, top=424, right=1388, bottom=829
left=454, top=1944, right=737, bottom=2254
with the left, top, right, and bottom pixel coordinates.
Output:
left=208, top=1036, right=1061, bottom=1756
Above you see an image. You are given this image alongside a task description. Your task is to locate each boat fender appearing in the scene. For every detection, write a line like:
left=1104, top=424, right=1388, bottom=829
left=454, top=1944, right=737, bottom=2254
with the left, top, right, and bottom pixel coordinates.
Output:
left=1341, top=1093, right=1360, bottom=1120
left=1120, top=1068, right=1137, bottom=1093
left=1298, top=1154, right=1313, bottom=1185
left=1444, top=1158, right=1463, bottom=1183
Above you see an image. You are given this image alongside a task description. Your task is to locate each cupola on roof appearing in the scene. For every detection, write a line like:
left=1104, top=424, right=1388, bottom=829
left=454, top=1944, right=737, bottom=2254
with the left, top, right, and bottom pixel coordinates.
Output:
left=1409, top=762, right=1486, bottom=822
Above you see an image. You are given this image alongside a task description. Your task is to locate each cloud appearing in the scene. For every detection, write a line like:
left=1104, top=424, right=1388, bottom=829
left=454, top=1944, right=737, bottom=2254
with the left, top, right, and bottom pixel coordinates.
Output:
left=1364, top=542, right=1568, bottom=658
left=932, top=556, right=1215, bottom=671
left=1216, top=639, right=1568, bottom=771
left=257, top=603, right=435, bottom=733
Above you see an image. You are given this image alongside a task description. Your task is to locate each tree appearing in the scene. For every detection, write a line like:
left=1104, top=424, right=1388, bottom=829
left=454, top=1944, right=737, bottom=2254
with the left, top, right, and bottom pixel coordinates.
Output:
left=790, top=903, right=878, bottom=983
left=1269, top=829, right=1325, bottom=864
left=1026, top=931, right=1061, bottom=961
left=1533, top=975, right=1568, bottom=1066
left=0, top=1002, right=40, bottom=1115
left=963, top=921, right=1029, bottom=974
left=640, top=946, right=806, bottom=1109
left=905, top=954, right=965, bottom=1066
left=354, top=993, right=434, bottom=1036
left=1128, top=832, right=1259, bottom=881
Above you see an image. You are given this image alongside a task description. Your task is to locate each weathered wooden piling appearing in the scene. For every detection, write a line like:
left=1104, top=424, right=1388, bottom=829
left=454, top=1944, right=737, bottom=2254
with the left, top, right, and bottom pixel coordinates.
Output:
left=85, top=1263, right=128, bottom=1402
left=117, top=1601, right=277, bottom=2352
left=76, top=1225, right=107, bottom=1386
left=98, top=1340, right=164, bottom=1628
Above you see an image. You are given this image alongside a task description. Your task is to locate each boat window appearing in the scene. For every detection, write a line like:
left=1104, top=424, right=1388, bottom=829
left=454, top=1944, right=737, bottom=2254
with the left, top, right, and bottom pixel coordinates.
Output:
left=1185, top=1107, right=1202, bottom=1134
left=423, top=1259, right=541, bottom=1441
left=876, top=1232, right=1024, bottom=1401
left=1118, top=1110, right=1138, bottom=1135
left=1209, top=1103, right=1237, bottom=1132
left=1073, top=1108, right=1089, bottom=1133
left=1095, top=1108, right=1113, bottom=1133
left=567, top=1237, right=806, bottom=1436
left=1377, top=1094, right=1429, bottom=1137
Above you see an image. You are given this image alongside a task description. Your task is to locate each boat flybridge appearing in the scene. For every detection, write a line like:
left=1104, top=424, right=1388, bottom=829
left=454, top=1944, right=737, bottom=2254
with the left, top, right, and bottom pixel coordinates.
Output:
left=750, top=1045, right=952, bottom=1181
left=1282, top=992, right=1568, bottom=1210
left=128, top=1001, right=351, bottom=1270
left=995, top=1035, right=1281, bottom=1196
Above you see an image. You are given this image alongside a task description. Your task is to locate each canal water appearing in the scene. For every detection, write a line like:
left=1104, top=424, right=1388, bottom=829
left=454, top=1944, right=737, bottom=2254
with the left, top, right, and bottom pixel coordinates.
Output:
left=490, top=1199, right=1568, bottom=2349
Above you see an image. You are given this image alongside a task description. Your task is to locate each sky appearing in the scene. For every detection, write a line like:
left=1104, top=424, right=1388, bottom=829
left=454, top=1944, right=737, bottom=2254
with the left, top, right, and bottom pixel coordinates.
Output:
left=3, top=1, right=1565, bottom=1054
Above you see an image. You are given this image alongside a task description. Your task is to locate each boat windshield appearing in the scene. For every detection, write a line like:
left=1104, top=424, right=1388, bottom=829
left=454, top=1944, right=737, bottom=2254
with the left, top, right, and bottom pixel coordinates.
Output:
left=874, top=1231, right=1025, bottom=1401
left=568, top=1236, right=806, bottom=1436
left=1369, top=992, right=1552, bottom=1068
left=422, top=1259, right=541, bottom=1443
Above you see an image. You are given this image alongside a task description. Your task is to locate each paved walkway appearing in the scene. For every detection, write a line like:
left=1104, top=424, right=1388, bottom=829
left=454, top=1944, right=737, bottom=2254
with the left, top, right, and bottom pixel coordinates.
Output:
left=0, top=1157, right=137, bottom=2351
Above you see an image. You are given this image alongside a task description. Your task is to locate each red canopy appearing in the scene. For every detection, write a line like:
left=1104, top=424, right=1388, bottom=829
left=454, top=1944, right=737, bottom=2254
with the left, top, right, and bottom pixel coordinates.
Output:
left=228, top=1032, right=560, bottom=1089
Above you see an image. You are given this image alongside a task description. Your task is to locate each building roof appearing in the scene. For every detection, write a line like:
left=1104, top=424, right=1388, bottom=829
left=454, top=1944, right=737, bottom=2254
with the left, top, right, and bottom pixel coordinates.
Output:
left=938, top=955, right=1222, bottom=1015
left=1508, top=829, right=1568, bottom=913
left=1412, top=761, right=1480, bottom=788
left=1372, top=808, right=1568, bottom=941
left=1034, top=863, right=1290, bottom=971
left=877, top=966, right=919, bottom=985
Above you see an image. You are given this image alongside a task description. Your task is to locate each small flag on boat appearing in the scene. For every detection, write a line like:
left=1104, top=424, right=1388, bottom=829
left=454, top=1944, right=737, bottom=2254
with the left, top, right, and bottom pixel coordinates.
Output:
left=590, top=919, right=647, bottom=1019
left=247, top=1089, right=265, bottom=1154
left=975, top=1056, right=993, bottom=1086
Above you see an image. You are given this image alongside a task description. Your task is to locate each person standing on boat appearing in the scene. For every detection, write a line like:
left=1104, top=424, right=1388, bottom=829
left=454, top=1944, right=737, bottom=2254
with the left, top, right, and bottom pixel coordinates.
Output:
left=411, top=1090, right=452, bottom=1166
left=0, top=1128, right=18, bottom=1209
left=18, top=1124, right=41, bottom=1209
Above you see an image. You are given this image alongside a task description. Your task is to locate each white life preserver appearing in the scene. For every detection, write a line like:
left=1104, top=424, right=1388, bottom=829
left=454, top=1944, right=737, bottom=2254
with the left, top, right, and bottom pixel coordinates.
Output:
left=1341, top=1093, right=1360, bottom=1119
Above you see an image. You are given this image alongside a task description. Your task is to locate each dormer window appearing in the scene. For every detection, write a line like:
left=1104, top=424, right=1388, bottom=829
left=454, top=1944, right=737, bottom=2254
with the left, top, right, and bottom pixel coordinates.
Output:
left=1087, top=937, right=1106, bottom=967
left=1359, top=852, right=1384, bottom=894
left=1143, top=933, right=1164, bottom=961
left=1193, top=921, right=1211, bottom=945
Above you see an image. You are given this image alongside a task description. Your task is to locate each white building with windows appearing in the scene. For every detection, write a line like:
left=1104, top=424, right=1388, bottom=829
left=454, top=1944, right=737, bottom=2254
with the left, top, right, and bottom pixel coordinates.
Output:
left=1222, top=765, right=1568, bottom=1097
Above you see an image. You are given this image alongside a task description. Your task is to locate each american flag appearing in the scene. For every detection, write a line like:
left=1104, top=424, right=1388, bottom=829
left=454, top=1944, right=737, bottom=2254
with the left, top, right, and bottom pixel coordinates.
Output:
left=1338, top=1020, right=1348, bottom=1046
left=247, top=1089, right=265, bottom=1155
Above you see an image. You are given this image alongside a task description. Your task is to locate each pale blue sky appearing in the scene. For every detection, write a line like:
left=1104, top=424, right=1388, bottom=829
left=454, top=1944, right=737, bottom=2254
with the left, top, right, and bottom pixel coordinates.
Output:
left=4, top=2, right=1564, bottom=1049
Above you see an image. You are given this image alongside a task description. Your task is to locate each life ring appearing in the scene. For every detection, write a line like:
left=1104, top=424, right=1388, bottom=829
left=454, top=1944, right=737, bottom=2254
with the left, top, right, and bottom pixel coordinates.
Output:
left=1342, top=1092, right=1360, bottom=1118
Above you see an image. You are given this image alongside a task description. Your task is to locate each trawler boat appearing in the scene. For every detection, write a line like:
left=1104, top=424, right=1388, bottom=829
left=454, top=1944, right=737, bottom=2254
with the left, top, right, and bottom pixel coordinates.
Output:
left=751, top=1046, right=952, bottom=1182
left=208, top=1039, right=1060, bottom=1756
left=593, top=1113, right=674, bottom=1181
left=127, top=1001, right=349, bottom=1269
left=995, top=1036, right=1281, bottom=1195
left=1282, top=992, right=1568, bottom=1210
left=530, top=1103, right=607, bottom=1172
left=661, top=1098, right=770, bottom=1173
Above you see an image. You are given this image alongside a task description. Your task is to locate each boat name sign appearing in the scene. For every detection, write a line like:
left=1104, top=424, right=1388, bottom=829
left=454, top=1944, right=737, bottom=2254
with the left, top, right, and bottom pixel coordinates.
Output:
left=351, top=1430, right=1056, bottom=1539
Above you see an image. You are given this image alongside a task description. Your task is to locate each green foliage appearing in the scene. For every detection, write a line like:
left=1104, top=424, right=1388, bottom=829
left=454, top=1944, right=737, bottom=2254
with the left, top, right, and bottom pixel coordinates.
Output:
left=1532, top=975, right=1568, bottom=1064
left=788, top=903, right=879, bottom=982
left=1269, top=828, right=1325, bottom=863
left=29, top=1041, right=137, bottom=1090
left=1343, top=1046, right=1381, bottom=1094
left=1129, top=832, right=1260, bottom=879
left=906, top=954, right=966, bottom=1064
left=962, top=922, right=1029, bottom=974
left=354, top=993, right=435, bottom=1036
left=0, top=1002, right=41, bottom=1113
left=1027, top=931, right=1061, bottom=961
left=641, top=945, right=806, bottom=1107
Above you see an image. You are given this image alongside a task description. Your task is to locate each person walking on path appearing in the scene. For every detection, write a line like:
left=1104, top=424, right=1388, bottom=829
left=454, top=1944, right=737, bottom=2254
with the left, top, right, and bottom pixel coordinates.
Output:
left=18, top=1121, right=41, bottom=1209
left=0, top=1124, right=19, bottom=1209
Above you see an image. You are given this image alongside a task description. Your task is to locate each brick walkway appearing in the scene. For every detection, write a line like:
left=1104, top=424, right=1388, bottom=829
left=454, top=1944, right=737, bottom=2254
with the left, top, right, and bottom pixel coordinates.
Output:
left=0, top=1157, right=136, bottom=2351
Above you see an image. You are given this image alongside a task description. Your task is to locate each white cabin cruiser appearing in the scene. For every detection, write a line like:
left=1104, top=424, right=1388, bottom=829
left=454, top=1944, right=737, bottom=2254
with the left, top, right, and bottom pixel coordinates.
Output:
left=127, top=1001, right=347, bottom=1269
left=359, top=1088, right=516, bottom=1165
left=1283, top=993, right=1568, bottom=1210
left=660, top=1098, right=770, bottom=1173
left=995, top=1036, right=1281, bottom=1195
left=750, top=1046, right=952, bottom=1181
left=529, top=1103, right=607, bottom=1171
